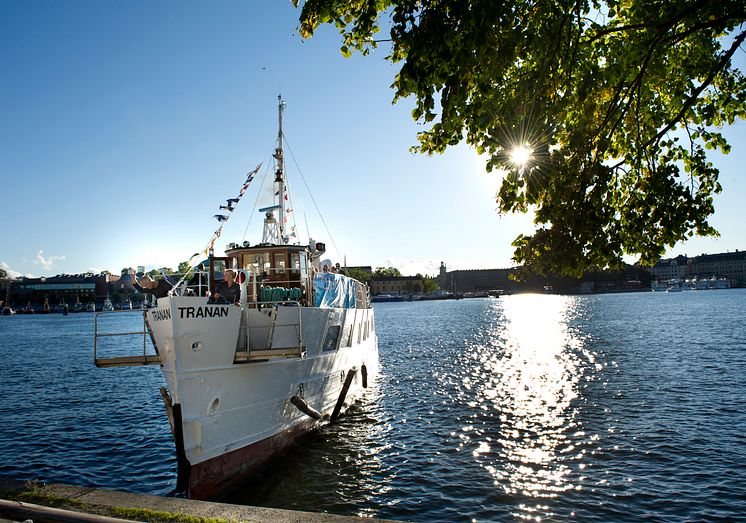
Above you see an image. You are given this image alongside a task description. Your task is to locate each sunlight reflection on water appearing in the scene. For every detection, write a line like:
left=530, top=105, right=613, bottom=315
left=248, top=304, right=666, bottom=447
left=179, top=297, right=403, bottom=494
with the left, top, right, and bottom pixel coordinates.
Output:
left=463, top=294, right=597, bottom=519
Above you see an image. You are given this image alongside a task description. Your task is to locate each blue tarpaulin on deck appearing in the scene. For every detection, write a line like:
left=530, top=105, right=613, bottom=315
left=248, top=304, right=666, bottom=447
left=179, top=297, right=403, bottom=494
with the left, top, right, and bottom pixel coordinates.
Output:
left=313, top=273, right=356, bottom=308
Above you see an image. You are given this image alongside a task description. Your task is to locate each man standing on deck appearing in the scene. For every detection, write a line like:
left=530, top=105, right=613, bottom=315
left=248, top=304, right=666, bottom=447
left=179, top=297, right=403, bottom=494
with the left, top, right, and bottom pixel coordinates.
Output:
left=131, top=269, right=171, bottom=300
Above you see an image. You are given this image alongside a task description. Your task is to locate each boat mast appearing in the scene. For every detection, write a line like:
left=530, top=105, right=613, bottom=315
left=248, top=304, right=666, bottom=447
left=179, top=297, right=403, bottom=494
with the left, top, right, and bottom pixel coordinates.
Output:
left=274, top=95, right=287, bottom=245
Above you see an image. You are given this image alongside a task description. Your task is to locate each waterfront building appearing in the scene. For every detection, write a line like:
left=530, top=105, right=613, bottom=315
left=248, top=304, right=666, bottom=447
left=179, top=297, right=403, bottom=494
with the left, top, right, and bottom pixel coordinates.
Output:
left=438, top=262, right=516, bottom=293
left=11, top=273, right=111, bottom=309
left=650, top=255, right=689, bottom=281
left=650, top=250, right=746, bottom=286
left=689, top=251, right=746, bottom=284
left=370, top=275, right=423, bottom=296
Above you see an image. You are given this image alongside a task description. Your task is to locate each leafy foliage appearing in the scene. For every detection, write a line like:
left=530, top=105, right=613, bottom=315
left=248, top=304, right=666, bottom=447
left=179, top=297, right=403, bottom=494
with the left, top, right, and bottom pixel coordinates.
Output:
left=345, top=266, right=373, bottom=283
left=294, top=0, right=746, bottom=275
left=178, top=261, right=194, bottom=280
left=372, top=266, right=403, bottom=278
left=422, top=275, right=439, bottom=293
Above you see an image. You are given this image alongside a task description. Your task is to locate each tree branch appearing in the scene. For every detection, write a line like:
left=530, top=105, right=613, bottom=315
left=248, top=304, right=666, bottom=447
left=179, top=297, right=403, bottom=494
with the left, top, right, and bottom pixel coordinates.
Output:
left=642, top=29, right=746, bottom=150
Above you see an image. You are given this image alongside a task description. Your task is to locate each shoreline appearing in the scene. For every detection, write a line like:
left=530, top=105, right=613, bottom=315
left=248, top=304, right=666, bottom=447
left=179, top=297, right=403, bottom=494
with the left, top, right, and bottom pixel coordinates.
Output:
left=0, top=479, right=398, bottom=523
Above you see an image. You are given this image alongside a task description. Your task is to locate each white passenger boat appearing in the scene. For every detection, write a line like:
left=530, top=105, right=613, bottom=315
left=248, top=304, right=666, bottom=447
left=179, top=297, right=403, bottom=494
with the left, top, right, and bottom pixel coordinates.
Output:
left=712, top=276, right=731, bottom=289
left=94, top=97, right=378, bottom=500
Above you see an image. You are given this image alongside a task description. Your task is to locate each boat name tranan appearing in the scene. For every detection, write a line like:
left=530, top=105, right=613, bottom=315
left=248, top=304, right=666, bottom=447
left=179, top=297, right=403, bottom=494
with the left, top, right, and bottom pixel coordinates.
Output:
left=177, top=306, right=230, bottom=319
left=150, top=308, right=172, bottom=321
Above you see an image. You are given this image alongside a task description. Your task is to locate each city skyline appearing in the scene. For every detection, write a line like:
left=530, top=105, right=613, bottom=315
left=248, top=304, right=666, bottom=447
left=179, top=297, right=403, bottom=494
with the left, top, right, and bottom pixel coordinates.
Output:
left=2, top=2, right=745, bottom=280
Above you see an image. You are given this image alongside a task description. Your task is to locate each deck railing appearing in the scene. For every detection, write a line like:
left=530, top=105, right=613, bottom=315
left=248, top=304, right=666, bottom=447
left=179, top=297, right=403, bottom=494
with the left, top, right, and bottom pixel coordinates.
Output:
left=93, top=309, right=160, bottom=368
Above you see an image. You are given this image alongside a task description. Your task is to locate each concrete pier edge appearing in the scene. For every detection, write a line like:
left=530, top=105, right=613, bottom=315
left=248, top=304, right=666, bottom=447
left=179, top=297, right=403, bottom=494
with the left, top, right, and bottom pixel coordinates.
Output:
left=0, top=479, right=398, bottom=523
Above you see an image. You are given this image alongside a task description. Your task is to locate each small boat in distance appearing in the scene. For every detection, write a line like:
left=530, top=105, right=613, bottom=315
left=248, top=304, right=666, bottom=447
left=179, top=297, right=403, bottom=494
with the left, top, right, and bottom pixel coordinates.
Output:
left=1, top=305, right=15, bottom=316
left=2, top=286, right=15, bottom=315
left=94, top=96, right=379, bottom=500
left=371, top=294, right=405, bottom=303
left=56, top=298, right=69, bottom=314
left=102, top=297, right=114, bottom=312
left=72, top=295, right=83, bottom=313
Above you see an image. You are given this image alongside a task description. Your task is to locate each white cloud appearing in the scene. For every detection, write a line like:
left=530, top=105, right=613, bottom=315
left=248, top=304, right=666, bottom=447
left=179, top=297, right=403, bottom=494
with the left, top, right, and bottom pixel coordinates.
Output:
left=382, top=257, right=441, bottom=277
left=33, top=250, right=65, bottom=271
left=0, top=261, right=23, bottom=279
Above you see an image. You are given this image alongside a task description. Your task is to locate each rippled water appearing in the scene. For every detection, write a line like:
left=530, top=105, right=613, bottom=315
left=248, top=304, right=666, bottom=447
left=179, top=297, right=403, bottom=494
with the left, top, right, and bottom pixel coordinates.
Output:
left=2, top=291, right=746, bottom=521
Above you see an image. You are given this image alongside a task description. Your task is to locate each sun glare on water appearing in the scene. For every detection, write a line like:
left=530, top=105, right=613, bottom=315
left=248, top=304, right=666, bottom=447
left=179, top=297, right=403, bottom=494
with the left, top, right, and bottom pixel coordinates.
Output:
left=459, top=294, right=597, bottom=519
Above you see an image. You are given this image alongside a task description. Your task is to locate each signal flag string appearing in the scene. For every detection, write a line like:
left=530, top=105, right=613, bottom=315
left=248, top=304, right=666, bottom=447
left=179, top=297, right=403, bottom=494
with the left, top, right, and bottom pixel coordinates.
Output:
left=169, top=163, right=262, bottom=295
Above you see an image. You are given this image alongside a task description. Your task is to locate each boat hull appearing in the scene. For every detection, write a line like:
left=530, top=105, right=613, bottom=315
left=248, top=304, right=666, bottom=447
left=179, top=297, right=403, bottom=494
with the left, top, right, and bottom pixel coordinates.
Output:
left=187, top=416, right=316, bottom=500
left=147, top=296, right=378, bottom=499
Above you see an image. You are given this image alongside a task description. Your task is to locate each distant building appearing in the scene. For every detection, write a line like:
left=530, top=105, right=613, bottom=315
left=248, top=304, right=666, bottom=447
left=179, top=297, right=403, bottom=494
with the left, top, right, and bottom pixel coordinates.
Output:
left=650, top=250, right=746, bottom=286
left=370, top=276, right=423, bottom=296
left=11, top=273, right=112, bottom=308
left=437, top=261, right=515, bottom=293
left=650, top=255, right=689, bottom=281
left=689, top=251, right=746, bottom=284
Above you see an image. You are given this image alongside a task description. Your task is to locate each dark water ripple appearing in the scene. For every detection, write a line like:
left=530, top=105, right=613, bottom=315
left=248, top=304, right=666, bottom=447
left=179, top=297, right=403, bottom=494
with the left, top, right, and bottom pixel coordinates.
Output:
left=2, top=291, right=746, bottom=521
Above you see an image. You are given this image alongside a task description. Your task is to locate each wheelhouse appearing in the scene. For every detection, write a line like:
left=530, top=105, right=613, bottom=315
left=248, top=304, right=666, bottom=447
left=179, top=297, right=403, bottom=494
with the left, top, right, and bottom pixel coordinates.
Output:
left=205, top=243, right=318, bottom=307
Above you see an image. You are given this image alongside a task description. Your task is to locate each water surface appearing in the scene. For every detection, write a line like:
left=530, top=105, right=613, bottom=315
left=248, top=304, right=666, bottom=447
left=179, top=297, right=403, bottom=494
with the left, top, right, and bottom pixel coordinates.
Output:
left=1, top=291, right=745, bottom=521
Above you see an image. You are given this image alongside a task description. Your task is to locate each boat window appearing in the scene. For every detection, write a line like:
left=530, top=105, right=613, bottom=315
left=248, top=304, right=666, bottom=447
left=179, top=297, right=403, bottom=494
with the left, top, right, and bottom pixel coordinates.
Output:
left=242, top=252, right=271, bottom=274
left=340, top=323, right=353, bottom=348
left=273, top=252, right=287, bottom=279
left=322, top=325, right=341, bottom=351
left=299, top=252, right=309, bottom=278
left=213, top=259, right=227, bottom=275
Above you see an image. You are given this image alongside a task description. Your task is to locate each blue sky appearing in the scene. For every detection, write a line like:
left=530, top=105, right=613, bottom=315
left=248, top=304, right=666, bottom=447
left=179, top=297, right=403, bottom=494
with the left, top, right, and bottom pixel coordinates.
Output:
left=1, top=2, right=744, bottom=279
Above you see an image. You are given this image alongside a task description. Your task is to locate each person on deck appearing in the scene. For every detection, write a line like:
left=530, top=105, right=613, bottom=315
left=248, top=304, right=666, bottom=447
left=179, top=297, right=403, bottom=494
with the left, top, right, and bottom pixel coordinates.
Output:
left=212, top=269, right=240, bottom=304
left=131, top=269, right=171, bottom=300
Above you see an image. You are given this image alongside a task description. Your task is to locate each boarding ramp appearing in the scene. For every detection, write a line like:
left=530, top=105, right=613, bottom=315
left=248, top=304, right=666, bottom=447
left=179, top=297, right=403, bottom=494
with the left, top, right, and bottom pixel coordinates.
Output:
left=93, top=309, right=161, bottom=367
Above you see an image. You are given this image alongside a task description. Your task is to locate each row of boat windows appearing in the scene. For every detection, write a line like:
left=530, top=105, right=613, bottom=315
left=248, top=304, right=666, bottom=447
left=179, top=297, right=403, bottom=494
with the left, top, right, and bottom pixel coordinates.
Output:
left=235, top=251, right=310, bottom=275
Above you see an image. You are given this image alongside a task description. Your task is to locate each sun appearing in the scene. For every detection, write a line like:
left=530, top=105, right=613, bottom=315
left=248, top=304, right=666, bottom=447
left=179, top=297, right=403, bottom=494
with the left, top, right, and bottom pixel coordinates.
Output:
left=509, top=145, right=533, bottom=168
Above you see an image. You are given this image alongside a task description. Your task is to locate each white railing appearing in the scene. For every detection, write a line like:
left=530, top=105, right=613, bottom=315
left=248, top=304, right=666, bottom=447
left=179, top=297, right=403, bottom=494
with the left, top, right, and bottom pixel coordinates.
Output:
left=93, top=309, right=160, bottom=368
